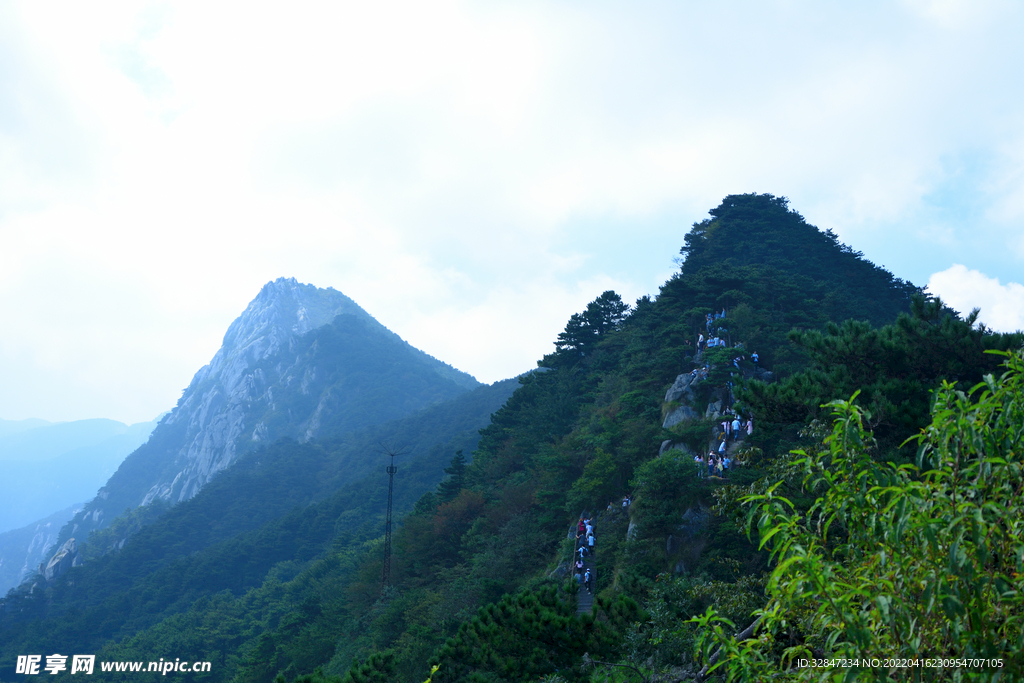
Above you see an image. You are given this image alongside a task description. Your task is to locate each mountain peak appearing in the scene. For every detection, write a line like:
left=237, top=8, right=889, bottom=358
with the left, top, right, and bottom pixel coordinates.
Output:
left=191, top=279, right=373, bottom=396
left=54, top=279, right=479, bottom=548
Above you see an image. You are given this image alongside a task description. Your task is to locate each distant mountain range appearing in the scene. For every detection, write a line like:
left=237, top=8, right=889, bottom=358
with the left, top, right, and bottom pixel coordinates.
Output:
left=0, top=418, right=158, bottom=594
left=0, top=504, right=82, bottom=597
left=0, top=419, right=158, bottom=534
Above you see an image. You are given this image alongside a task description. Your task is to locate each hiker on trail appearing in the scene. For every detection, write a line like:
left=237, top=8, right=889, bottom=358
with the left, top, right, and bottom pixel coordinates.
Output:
left=716, top=457, right=724, bottom=477
left=752, top=352, right=759, bottom=366
left=576, top=558, right=584, bottom=572
left=747, top=418, right=754, bottom=436
left=723, top=455, right=731, bottom=476
left=718, top=438, right=726, bottom=454
left=574, top=571, right=582, bottom=587
left=584, top=568, right=592, bottom=594
left=577, top=518, right=585, bottom=538
left=695, top=454, right=704, bottom=478
left=698, top=333, right=704, bottom=351
left=732, top=417, right=741, bottom=435
left=579, top=546, right=588, bottom=560
left=587, top=532, right=595, bottom=557
left=708, top=455, right=716, bottom=477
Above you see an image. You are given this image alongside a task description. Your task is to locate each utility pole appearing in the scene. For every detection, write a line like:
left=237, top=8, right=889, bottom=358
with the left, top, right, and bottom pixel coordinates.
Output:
left=381, top=447, right=399, bottom=592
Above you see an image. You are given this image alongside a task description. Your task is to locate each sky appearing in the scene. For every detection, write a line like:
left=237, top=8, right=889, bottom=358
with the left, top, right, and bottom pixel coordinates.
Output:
left=1, top=0, right=1023, bottom=425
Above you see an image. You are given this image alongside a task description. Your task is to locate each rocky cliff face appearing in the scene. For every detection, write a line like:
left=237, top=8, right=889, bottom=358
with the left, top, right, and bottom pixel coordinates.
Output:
left=140, top=278, right=376, bottom=505
left=53, top=278, right=479, bottom=558
left=0, top=504, right=80, bottom=594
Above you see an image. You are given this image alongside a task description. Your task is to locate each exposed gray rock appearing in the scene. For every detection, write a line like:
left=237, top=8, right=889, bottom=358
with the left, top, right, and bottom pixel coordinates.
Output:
left=548, top=560, right=570, bottom=580
left=664, top=507, right=711, bottom=573
left=665, top=371, right=699, bottom=403
left=0, top=503, right=80, bottom=595
left=705, top=400, right=723, bottom=420
left=663, top=405, right=701, bottom=429
left=139, top=278, right=373, bottom=506
left=659, top=441, right=695, bottom=459
left=43, top=538, right=79, bottom=581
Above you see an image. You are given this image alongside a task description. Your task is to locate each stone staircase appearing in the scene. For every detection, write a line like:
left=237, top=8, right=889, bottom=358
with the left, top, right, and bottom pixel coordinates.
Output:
left=573, top=519, right=597, bottom=615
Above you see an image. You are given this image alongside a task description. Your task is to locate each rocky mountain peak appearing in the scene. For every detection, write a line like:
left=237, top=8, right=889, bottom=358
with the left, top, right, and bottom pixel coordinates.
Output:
left=54, top=279, right=478, bottom=551
left=186, top=278, right=373, bottom=398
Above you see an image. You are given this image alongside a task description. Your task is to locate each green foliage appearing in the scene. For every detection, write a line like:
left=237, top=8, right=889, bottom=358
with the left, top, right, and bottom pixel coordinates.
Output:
left=629, top=455, right=704, bottom=539
left=626, top=573, right=765, bottom=670
left=742, top=297, right=1024, bottom=455
left=437, top=451, right=469, bottom=503
left=565, top=448, right=616, bottom=514
left=705, top=352, right=1024, bottom=680
left=340, top=651, right=397, bottom=683
left=552, top=291, right=630, bottom=363
left=668, top=418, right=716, bottom=456
left=429, top=585, right=642, bottom=682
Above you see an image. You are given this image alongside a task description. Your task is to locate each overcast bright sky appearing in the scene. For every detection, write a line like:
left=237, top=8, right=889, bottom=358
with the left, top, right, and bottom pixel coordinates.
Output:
left=2, top=0, right=1023, bottom=424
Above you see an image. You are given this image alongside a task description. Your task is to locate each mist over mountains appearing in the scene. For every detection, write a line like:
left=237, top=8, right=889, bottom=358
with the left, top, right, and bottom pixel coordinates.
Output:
left=0, top=419, right=158, bottom=535
left=0, top=417, right=160, bottom=595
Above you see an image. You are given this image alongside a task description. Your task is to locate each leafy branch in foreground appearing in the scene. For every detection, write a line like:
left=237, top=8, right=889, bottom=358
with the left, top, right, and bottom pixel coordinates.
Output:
left=695, top=350, right=1024, bottom=682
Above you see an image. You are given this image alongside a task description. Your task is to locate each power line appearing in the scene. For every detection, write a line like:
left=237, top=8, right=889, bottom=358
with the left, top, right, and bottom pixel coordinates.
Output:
left=380, top=443, right=405, bottom=593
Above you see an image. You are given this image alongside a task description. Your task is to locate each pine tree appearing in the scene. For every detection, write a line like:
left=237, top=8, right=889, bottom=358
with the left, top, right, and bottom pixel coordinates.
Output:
left=436, top=451, right=467, bottom=503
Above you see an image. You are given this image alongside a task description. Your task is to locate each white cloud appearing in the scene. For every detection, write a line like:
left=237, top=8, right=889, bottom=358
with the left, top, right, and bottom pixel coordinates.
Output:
left=928, top=265, right=1024, bottom=332
left=2, top=1, right=1024, bottom=422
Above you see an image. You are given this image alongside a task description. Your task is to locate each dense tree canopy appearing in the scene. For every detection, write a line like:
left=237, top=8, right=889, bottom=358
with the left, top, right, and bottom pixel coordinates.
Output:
left=700, top=351, right=1024, bottom=681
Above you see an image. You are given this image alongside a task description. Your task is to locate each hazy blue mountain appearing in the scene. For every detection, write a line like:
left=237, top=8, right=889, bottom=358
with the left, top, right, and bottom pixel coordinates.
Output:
left=55, top=278, right=480, bottom=549
left=0, top=503, right=81, bottom=595
left=0, top=419, right=157, bottom=534
left=0, top=418, right=130, bottom=462
left=0, top=418, right=52, bottom=440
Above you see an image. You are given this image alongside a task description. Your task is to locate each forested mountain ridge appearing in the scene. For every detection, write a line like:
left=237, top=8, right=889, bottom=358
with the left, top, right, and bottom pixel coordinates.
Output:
left=4, top=194, right=1021, bottom=682
left=303, top=194, right=1018, bottom=682
left=0, top=378, right=518, bottom=680
left=54, top=278, right=479, bottom=553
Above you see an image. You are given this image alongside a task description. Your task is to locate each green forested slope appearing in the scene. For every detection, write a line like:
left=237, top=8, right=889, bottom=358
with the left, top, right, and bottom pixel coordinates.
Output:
left=0, top=380, right=517, bottom=680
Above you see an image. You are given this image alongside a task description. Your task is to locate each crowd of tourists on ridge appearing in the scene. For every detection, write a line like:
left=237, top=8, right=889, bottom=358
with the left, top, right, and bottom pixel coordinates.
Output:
left=568, top=308, right=768, bottom=592
left=694, top=412, right=753, bottom=479
left=691, top=308, right=761, bottom=478
left=573, top=516, right=596, bottom=594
